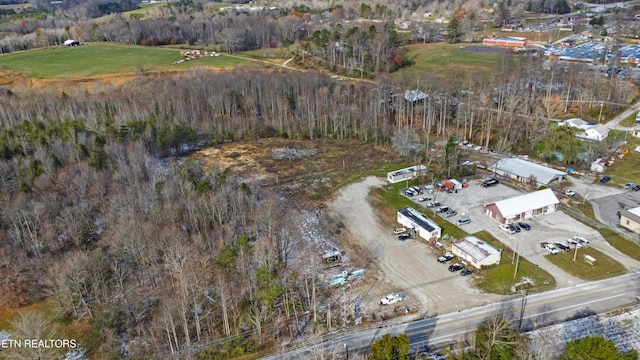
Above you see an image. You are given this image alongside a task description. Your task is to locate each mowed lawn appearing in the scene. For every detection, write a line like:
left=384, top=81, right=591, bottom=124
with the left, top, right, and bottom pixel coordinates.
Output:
left=0, top=43, right=255, bottom=78
left=396, top=43, right=505, bottom=79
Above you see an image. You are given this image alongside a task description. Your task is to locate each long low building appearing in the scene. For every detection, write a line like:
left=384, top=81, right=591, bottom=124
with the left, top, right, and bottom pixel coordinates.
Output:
left=452, top=236, right=501, bottom=269
left=484, top=188, right=559, bottom=224
left=492, top=157, right=566, bottom=186
left=387, top=165, right=426, bottom=183
left=397, top=207, right=442, bottom=242
left=620, top=207, right=640, bottom=234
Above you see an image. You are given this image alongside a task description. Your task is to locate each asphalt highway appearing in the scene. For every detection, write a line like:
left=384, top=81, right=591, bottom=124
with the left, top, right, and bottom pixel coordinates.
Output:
left=262, top=271, right=640, bottom=359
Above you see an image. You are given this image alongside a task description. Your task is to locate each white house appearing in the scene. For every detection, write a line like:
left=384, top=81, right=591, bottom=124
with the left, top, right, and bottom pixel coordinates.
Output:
left=397, top=207, right=442, bottom=242
left=484, top=188, right=560, bottom=224
left=452, top=236, right=501, bottom=269
left=559, top=118, right=609, bottom=141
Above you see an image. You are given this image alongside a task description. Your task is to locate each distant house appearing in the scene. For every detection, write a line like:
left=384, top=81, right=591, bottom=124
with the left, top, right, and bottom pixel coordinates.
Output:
left=404, top=90, right=427, bottom=103
left=491, top=158, right=566, bottom=186
left=63, top=39, right=80, bottom=47
left=451, top=236, right=501, bottom=269
left=484, top=188, right=559, bottom=224
left=620, top=207, right=640, bottom=233
left=397, top=207, right=442, bottom=242
left=590, top=158, right=609, bottom=173
left=559, top=118, right=609, bottom=141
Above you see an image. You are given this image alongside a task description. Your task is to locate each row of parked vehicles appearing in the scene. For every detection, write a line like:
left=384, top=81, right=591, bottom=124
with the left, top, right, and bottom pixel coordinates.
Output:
left=437, top=252, right=474, bottom=276
left=498, top=222, right=532, bottom=234
left=541, top=236, right=589, bottom=254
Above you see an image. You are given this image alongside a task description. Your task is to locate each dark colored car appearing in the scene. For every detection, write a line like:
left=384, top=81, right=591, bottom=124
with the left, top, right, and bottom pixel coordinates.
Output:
left=460, top=269, right=474, bottom=276
left=509, top=224, right=521, bottom=233
left=398, top=234, right=411, bottom=241
left=448, top=263, right=464, bottom=272
left=482, top=179, right=499, bottom=187
left=555, top=242, right=570, bottom=252
left=518, top=222, right=531, bottom=230
left=633, top=185, right=640, bottom=192
left=600, top=175, right=611, bottom=183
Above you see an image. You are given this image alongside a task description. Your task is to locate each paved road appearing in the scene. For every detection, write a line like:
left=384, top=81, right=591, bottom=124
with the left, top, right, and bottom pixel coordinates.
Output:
left=605, top=100, right=640, bottom=130
left=262, top=272, right=640, bottom=359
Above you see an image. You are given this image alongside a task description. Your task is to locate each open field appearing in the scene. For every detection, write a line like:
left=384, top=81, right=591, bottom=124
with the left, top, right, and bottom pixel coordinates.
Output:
left=545, top=246, right=627, bottom=280
left=0, top=43, right=256, bottom=78
left=396, top=43, right=507, bottom=80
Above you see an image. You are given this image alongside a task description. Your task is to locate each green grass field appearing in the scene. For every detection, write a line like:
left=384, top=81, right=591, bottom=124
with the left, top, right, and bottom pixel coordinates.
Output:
left=395, top=43, right=505, bottom=80
left=0, top=43, right=255, bottom=78
left=605, top=136, right=640, bottom=185
left=619, top=112, right=639, bottom=127
left=545, top=246, right=626, bottom=280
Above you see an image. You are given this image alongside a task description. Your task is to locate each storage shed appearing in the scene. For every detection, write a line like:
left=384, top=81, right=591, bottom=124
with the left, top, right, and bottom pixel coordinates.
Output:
left=452, top=236, right=501, bottom=269
left=484, top=188, right=559, bottom=224
left=491, top=158, right=566, bottom=186
left=397, top=207, right=442, bottom=242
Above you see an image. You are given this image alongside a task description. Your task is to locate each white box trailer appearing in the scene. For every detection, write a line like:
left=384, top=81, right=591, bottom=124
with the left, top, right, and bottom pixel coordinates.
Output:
left=387, top=165, right=426, bottom=184
left=449, top=179, right=462, bottom=190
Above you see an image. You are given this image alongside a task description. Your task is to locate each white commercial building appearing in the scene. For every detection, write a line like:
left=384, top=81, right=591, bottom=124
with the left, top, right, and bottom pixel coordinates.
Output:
left=452, top=236, right=501, bottom=269
left=484, top=188, right=560, bottom=224
left=397, top=207, right=442, bottom=242
left=492, top=158, right=566, bottom=186
left=387, top=165, right=426, bottom=183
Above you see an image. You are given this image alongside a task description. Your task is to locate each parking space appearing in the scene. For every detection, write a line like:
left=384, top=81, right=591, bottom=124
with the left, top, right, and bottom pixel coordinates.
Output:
left=401, top=179, right=640, bottom=287
left=590, top=190, right=640, bottom=227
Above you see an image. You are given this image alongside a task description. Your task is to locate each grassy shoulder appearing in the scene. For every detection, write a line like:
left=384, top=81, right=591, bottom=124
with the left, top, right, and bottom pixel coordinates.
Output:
left=472, top=230, right=556, bottom=294
left=619, top=112, right=639, bottom=127
left=0, top=43, right=256, bottom=78
left=545, top=246, right=626, bottom=280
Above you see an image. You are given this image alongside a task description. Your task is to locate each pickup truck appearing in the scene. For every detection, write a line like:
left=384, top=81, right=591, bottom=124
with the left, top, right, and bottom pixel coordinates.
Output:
left=380, top=293, right=405, bottom=305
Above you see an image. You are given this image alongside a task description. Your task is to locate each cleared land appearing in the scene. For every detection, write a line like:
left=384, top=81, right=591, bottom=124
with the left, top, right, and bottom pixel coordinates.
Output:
left=0, top=43, right=255, bottom=78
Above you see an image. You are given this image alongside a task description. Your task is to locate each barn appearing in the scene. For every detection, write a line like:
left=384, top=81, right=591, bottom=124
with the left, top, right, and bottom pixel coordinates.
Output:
left=397, top=207, right=442, bottom=242
left=452, top=236, right=501, bottom=269
left=491, top=158, right=566, bottom=186
left=484, top=188, right=559, bottom=224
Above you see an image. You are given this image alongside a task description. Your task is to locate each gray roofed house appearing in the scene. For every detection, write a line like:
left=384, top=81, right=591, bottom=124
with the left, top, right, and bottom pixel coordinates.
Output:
left=492, top=157, right=566, bottom=185
left=397, top=207, right=442, bottom=242
left=452, top=236, right=501, bottom=269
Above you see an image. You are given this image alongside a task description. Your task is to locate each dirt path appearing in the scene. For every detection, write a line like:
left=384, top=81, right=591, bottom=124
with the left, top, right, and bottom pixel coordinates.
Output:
left=328, top=176, right=507, bottom=317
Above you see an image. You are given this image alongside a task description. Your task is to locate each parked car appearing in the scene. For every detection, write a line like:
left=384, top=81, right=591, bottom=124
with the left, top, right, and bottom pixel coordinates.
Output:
left=499, top=224, right=516, bottom=234
left=634, top=185, right=640, bottom=192
left=424, top=185, right=434, bottom=193
left=448, top=263, right=465, bottom=272
left=418, top=196, right=431, bottom=202
left=540, top=241, right=549, bottom=248
left=624, top=182, right=636, bottom=189
left=460, top=269, right=474, bottom=276
left=518, top=222, right=531, bottom=230
left=433, top=201, right=442, bottom=207
left=511, top=224, right=521, bottom=232
left=544, top=243, right=559, bottom=254
left=398, top=233, right=411, bottom=241
left=425, top=202, right=435, bottom=208
left=442, top=209, right=457, bottom=218
left=482, top=179, right=499, bottom=187
left=572, top=236, right=589, bottom=247
left=393, top=228, right=407, bottom=235
left=380, top=293, right=405, bottom=305
left=438, top=252, right=455, bottom=263
left=564, top=189, right=576, bottom=197
left=600, top=175, right=611, bottom=183
left=555, top=242, right=571, bottom=252
left=456, top=216, right=471, bottom=226
left=436, top=206, right=449, bottom=214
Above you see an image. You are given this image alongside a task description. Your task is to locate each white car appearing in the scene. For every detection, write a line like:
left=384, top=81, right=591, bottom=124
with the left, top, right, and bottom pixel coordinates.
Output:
left=418, top=196, right=431, bottom=202
left=544, top=243, right=559, bottom=254
left=624, top=183, right=636, bottom=189
left=393, top=228, right=407, bottom=235
left=380, top=293, right=405, bottom=305
left=564, top=189, right=576, bottom=197
left=499, top=224, right=516, bottom=234
left=572, top=236, right=590, bottom=247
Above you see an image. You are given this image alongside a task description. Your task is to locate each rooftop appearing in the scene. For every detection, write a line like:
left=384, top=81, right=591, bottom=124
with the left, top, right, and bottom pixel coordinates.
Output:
left=489, top=188, right=559, bottom=219
left=398, top=207, right=441, bottom=233
left=454, top=236, right=500, bottom=262
left=492, top=158, right=566, bottom=185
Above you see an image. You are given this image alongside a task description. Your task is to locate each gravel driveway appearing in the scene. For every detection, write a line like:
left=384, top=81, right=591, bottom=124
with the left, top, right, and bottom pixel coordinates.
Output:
left=328, top=176, right=507, bottom=317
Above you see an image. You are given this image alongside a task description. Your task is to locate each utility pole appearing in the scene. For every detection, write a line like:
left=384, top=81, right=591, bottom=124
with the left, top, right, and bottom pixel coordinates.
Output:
left=518, top=290, right=528, bottom=330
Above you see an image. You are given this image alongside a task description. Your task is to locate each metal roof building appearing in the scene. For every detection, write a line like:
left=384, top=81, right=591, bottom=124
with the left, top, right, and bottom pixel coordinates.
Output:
left=620, top=207, right=640, bottom=234
left=484, top=188, right=559, bottom=224
left=397, top=207, right=442, bottom=242
left=492, top=158, right=566, bottom=185
left=452, top=236, right=501, bottom=269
